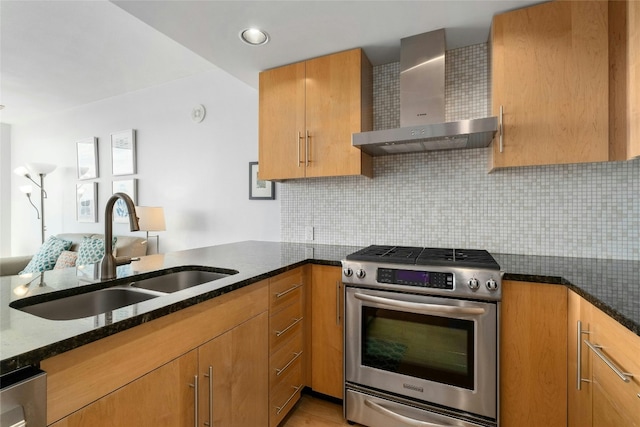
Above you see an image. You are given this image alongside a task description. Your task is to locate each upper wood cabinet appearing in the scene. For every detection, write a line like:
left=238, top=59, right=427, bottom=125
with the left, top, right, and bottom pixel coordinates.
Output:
left=490, top=0, right=610, bottom=170
left=627, top=0, right=639, bottom=158
left=310, top=264, right=343, bottom=399
left=500, top=280, right=568, bottom=427
left=259, top=48, right=373, bottom=180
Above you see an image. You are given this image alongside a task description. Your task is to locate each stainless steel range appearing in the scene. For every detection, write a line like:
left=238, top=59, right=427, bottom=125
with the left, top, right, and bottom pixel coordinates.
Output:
left=342, top=246, right=502, bottom=427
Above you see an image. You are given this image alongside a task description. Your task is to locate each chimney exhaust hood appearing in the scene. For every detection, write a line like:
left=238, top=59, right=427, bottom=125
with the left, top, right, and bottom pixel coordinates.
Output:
left=352, top=29, right=498, bottom=156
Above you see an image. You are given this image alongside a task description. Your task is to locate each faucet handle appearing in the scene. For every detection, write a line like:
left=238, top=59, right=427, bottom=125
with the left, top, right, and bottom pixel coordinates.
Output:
left=115, top=256, right=136, bottom=266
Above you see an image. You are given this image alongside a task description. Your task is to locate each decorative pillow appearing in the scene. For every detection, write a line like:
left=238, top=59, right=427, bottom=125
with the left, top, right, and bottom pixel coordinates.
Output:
left=19, top=236, right=73, bottom=274
left=76, top=236, right=117, bottom=266
left=54, top=251, right=78, bottom=269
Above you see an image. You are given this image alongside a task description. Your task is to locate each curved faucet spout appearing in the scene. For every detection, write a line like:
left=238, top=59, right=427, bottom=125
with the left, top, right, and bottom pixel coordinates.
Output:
left=100, top=193, right=140, bottom=280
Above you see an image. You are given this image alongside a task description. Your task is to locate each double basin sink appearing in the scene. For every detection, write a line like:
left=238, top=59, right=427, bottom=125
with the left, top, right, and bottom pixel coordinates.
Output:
left=11, top=268, right=238, bottom=321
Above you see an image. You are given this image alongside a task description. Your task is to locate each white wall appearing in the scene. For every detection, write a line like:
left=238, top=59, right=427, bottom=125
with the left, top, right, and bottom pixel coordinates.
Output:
left=0, top=123, right=12, bottom=256
left=9, top=69, right=280, bottom=256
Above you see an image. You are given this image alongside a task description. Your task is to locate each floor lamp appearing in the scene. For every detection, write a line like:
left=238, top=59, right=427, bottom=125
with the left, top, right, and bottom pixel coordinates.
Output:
left=14, top=163, right=56, bottom=244
left=135, top=206, right=166, bottom=254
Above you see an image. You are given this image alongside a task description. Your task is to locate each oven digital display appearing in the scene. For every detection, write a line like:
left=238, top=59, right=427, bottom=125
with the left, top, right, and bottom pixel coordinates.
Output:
left=377, top=268, right=454, bottom=289
left=396, top=270, right=429, bottom=284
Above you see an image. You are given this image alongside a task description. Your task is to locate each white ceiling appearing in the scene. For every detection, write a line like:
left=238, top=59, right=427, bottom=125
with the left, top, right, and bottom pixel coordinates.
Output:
left=1, top=0, right=543, bottom=125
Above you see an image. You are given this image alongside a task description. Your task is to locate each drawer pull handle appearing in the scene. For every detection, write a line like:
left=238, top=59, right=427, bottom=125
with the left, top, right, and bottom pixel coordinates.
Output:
left=275, top=384, right=303, bottom=415
left=275, top=284, right=302, bottom=299
left=275, top=317, right=303, bottom=337
left=584, top=340, right=634, bottom=383
left=577, top=320, right=591, bottom=390
left=275, top=351, right=303, bottom=376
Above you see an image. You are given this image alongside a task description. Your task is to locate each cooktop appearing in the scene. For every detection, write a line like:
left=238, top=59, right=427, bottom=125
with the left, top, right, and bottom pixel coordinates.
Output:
left=346, top=245, right=501, bottom=270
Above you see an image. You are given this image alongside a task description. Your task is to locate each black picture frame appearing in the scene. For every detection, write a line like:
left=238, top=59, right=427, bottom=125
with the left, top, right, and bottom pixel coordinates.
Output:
left=249, top=162, right=275, bottom=200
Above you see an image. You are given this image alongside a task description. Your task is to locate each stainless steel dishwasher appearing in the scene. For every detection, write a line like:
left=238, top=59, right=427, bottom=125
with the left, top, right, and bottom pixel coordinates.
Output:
left=0, top=366, right=46, bottom=427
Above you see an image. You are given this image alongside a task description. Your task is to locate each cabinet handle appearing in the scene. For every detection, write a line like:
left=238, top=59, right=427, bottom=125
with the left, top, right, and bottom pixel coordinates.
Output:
left=204, top=366, right=213, bottom=427
left=275, top=384, right=303, bottom=415
left=305, top=130, right=311, bottom=167
left=584, top=339, right=634, bottom=383
left=189, top=375, right=199, bottom=427
left=275, top=317, right=303, bottom=337
left=275, top=283, right=302, bottom=299
left=297, top=132, right=303, bottom=167
left=498, top=105, right=504, bottom=153
left=336, top=281, right=341, bottom=326
left=577, top=320, right=591, bottom=390
left=275, top=351, right=303, bottom=376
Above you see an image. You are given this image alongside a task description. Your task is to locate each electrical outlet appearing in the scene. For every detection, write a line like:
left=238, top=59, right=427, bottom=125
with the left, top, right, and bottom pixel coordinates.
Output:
left=305, top=226, right=314, bottom=241
left=305, top=247, right=314, bottom=258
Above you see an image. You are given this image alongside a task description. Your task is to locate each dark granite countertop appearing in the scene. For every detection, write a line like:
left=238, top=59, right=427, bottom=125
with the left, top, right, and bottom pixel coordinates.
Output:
left=1, top=241, right=638, bottom=375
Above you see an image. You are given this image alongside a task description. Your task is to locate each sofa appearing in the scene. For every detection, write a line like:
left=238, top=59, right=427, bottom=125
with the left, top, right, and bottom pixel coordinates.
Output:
left=0, top=233, right=148, bottom=277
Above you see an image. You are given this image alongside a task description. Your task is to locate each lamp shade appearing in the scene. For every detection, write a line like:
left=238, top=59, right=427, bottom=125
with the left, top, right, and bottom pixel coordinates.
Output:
left=26, top=163, right=56, bottom=175
left=135, top=206, right=166, bottom=232
left=19, top=185, right=33, bottom=194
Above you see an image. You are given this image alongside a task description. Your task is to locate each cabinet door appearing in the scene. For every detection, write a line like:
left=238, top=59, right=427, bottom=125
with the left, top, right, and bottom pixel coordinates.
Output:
left=259, top=62, right=306, bottom=180
left=50, top=351, right=198, bottom=427
left=491, top=0, right=609, bottom=169
left=567, top=290, right=594, bottom=427
left=630, top=0, right=640, bottom=158
left=311, top=265, right=343, bottom=398
left=305, top=49, right=372, bottom=178
left=590, top=305, right=640, bottom=427
left=198, top=312, right=268, bottom=427
left=500, top=280, right=567, bottom=426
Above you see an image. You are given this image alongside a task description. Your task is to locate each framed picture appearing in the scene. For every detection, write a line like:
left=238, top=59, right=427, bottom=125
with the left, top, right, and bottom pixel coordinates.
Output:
left=249, top=162, right=275, bottom=200
left=77, top=182, right=98, bottom=223
left=76, top=137, right=99, bottom=180
left=112, top=179, right=137, bottom=223
left=111, top=129, right=136, bottom=176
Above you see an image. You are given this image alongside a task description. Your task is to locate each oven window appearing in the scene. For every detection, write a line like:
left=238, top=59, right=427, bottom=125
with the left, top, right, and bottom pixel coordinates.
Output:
left=361, top=306, right=474, bottom=389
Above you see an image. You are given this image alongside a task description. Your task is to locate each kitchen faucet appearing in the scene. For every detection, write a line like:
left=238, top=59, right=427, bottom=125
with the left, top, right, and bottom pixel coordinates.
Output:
left=100, top=192, right=140, bottom=280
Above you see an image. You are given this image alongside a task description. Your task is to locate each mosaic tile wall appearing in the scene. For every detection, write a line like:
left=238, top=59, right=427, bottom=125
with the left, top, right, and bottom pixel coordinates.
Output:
left=280, top=44, right=640, bottom=260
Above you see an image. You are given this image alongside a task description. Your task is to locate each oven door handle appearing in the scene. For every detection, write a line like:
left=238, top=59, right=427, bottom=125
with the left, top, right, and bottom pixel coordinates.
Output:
left=354, top=293, right=486, bottom=316
left=364, top=399, right=459, bottom=427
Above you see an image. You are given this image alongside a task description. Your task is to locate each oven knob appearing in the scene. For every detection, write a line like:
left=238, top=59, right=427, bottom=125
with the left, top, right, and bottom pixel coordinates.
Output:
left=355, top=269, right=366, bottom=279
left=486, top=279, right=498, bottom=291
left=343, top=268, right=353, bottom=277
left=468, top=278, right=480, bottom=290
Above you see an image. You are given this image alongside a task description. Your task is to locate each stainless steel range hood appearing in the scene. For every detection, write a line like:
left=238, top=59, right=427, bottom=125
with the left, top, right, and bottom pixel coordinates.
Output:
left=353, top=29, right=498, bottom=156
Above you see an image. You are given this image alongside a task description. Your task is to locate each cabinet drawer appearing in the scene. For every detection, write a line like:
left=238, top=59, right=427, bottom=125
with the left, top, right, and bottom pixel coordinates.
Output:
left=270, top=331, right=303, bottom=389
left=269, top=361, right=303, bottom=427
left=269, top=269, right=303, bottom=314
left=269, top=300, right=304, bottom=351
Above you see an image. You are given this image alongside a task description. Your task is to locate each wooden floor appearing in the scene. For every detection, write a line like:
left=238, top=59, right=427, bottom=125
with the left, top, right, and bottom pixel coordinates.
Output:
left=280, top=394, right=364, bottom=427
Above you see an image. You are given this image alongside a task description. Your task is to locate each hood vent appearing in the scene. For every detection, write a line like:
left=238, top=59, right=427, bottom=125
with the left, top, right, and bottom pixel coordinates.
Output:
left=352, top=29, right=498, bottom=156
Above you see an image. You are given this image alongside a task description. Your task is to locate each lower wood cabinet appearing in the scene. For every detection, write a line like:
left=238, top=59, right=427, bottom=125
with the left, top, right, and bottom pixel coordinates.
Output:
left=50, top=351, right=198, bottom=427
left=198, top=312, right=269, bottom=427
left=569, top=289, right=640, bottom=427
left=310, top=264, right=343, bottom=399
left=41, top=282, right=269, bottom=426
left=268, top=268, right=305, bottom=427
left=500, top=280, right=568, bottom=427
left=49, top=312, right=268, bottom=427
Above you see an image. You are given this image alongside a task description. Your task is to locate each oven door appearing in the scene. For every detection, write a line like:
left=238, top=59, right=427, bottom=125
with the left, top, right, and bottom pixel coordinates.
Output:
left=345, top=287, right=497, bottom=419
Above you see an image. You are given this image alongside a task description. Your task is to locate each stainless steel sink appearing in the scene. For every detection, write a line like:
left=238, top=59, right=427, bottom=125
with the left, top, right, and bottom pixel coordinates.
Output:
left=129, top=270, right=233, bottom=293
left=15, top=288, right=160, bottom=321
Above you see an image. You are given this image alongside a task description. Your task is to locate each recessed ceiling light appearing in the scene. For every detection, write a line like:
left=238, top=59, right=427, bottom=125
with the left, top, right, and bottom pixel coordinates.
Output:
left=240, top=28, right=269, bottom=46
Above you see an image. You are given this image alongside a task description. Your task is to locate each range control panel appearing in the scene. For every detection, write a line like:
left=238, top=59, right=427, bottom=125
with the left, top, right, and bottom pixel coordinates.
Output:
left=342, top=261, right=503, bottom=301
left=377, top=268, right=454, bottom=290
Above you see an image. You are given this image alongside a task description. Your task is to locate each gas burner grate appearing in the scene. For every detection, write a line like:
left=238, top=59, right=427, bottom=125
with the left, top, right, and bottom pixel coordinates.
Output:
left=416, top=248, right=500, bottom=269
left=346, top=245, right=423, bottom=264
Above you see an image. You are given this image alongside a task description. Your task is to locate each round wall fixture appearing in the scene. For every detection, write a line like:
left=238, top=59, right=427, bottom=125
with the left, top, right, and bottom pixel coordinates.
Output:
left=191, top=104, right=206, bottom=123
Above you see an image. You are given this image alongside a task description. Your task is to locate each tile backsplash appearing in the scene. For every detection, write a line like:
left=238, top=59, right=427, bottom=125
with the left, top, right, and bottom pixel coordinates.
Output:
left=280, top=44, right=640, bottom=260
